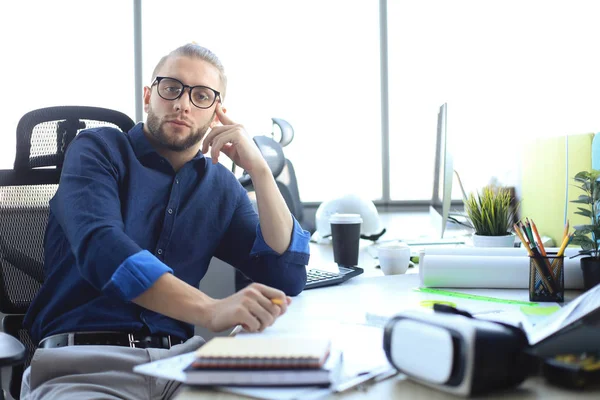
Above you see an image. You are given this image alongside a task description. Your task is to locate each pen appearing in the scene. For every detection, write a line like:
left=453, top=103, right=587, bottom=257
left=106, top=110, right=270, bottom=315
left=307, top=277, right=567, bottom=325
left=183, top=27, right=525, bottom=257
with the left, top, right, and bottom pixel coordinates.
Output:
left=334, top=366, right=394, bottom=393
left=524, top=219, right=536, bottom=247
left=229, top=325, right=243, bottom=336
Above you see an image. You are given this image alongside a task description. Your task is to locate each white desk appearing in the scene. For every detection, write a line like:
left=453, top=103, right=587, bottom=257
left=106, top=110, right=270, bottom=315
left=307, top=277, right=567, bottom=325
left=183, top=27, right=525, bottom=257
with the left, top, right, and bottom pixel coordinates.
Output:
left=177, top=241, right=600, bottom=399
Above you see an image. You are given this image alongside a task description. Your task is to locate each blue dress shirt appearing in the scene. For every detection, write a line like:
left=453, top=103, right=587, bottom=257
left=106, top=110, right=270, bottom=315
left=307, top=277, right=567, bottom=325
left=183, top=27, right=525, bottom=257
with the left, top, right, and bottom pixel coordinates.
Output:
left=24, top=123, right=310, bottom=344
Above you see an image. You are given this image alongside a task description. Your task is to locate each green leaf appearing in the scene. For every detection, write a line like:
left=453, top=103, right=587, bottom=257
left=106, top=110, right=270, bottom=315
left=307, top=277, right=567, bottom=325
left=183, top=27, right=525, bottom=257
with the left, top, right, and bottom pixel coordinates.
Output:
left=463, top=185, right=517, bottom=236
left=575, top=207, right=593, bottom=218
left=572, top=195, right=592, bottom=204
left=574, top=171, right=591, bottom=180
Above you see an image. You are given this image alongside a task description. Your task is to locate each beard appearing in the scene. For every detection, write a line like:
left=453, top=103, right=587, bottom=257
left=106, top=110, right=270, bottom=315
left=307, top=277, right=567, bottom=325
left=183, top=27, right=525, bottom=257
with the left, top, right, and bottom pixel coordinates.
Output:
left=146, top=108, right=213, bottom=152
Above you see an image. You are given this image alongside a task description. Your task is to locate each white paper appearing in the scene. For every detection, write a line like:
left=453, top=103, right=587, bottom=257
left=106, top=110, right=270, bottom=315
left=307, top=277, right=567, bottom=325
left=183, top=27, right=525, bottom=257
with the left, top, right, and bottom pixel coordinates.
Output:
left=420, top=248, right=583, bottom=289
left=217, top=386, right=330, bottom=400
left=526, top=283, right=600, bottom=344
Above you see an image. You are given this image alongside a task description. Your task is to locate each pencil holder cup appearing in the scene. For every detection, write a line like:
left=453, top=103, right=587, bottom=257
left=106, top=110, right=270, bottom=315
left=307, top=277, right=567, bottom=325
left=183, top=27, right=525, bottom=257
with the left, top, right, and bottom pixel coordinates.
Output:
left=529, top=253, right=564, bottom=302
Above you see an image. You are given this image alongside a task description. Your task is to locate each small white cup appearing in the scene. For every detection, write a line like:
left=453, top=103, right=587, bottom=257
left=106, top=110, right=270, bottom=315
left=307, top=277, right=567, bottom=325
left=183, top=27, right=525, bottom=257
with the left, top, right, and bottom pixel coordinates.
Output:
left=378, top=242, right=411, bottom=275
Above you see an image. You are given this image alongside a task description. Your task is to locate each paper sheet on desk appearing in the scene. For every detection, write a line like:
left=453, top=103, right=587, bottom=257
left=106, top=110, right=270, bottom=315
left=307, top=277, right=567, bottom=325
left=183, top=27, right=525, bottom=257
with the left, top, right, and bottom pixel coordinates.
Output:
left=363, top=287, right=561, bottom=330
left=218, top=386, right=330, bottom=400
left=221, top=326, right=390, bottom=400
left=419, top=247, right=584, bottom=289
left=251, top=322, right=391, bottom=378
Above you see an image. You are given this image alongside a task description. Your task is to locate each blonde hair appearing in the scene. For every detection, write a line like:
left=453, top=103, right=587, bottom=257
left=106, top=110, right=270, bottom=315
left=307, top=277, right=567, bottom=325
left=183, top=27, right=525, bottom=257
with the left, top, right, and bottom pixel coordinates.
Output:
left=151, top=43, right=227, bottom=99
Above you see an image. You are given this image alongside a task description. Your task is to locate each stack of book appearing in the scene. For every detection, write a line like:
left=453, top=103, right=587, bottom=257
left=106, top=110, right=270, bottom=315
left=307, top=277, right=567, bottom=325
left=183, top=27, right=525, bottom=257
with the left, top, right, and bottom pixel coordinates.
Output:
left=134, top=335, right=339, bottom=387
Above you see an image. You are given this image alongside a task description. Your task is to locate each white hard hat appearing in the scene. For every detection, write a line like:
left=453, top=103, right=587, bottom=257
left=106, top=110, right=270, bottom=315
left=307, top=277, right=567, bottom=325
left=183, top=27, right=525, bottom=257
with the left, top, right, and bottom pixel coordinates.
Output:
left=312, top=194, right=386, bottom=242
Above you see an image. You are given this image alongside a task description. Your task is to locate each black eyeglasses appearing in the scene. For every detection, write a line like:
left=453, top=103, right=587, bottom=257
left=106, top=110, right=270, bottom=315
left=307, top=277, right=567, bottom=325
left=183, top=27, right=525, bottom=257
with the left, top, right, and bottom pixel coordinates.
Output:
left=151, top=76, right=221, bottom=109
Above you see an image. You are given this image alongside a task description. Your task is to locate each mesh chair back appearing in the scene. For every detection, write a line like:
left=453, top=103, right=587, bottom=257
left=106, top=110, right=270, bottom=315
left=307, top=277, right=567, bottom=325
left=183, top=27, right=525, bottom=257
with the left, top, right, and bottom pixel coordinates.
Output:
left=0, top=169, right=58, bottom=400
left=15, top=105, right=135, bottom=170
left=0, top=171, right=54, bottom=315
left=0, top=106, right=135, bottom=399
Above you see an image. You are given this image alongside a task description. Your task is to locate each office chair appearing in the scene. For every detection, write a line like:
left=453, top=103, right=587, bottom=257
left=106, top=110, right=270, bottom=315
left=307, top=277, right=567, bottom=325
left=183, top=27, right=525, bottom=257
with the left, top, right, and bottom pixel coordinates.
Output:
left=0, top=106, right=134, bottom=400
left=0, top=332, right=25, bottom=400
left=237, top=134, right=311, bottom=233
left=271, top=118, right=294, bottom=148
left=235, top=119, right=312, bottom=291
left=238, top=135, right=286, bottom=190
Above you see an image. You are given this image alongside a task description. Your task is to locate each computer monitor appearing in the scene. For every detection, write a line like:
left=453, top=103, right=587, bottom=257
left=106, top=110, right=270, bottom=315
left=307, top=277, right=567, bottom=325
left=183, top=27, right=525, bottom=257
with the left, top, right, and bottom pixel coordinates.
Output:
left=429, top=103, right=456, bottom=238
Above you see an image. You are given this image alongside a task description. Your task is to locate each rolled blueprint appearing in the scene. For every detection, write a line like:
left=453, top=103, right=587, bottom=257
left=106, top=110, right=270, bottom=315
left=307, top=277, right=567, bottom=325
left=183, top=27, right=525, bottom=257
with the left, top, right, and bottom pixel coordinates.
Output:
left=419, top=247, right=584, bottom=289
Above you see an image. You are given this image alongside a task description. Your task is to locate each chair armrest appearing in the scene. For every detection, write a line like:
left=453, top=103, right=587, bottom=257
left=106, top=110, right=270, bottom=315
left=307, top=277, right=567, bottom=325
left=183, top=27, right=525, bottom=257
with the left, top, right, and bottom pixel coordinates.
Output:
left=0, top=332, right=26, bottom=367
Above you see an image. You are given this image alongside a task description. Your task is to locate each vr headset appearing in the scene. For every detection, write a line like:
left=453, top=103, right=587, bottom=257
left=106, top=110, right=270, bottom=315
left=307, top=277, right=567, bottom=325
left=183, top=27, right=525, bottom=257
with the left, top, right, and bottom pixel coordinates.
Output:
left=383, top=305, right=535, bottom=396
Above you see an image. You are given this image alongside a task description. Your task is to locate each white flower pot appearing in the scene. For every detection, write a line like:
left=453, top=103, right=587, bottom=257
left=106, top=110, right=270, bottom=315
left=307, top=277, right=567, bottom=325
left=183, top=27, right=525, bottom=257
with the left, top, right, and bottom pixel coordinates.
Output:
left=472, top=233, right=515, bottom=248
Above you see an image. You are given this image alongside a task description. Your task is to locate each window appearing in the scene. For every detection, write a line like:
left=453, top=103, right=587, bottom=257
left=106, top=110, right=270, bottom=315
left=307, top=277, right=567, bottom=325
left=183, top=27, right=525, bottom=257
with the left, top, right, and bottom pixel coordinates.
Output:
left=0, top=0, right=134, bottom=169
left=387, top=0, right=600, bottom=200
left=142, top=0, right=382, bottom=202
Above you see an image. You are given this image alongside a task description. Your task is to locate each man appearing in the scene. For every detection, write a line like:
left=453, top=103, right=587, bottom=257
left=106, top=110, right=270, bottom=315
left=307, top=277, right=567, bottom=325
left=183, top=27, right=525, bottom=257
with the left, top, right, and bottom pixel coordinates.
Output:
left=21, top=43, right=310, bottom=399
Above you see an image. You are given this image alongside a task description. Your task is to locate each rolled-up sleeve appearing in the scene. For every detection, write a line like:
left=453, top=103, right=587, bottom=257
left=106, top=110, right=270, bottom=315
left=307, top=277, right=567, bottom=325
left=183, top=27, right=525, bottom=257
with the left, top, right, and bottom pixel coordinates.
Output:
left=51, top=131, right=170, bottom=300
left=103, top=250, right=173, bottom=300
left=215, top=186, right=310, bottom=296
left=250, top=218, right=311, bottom=265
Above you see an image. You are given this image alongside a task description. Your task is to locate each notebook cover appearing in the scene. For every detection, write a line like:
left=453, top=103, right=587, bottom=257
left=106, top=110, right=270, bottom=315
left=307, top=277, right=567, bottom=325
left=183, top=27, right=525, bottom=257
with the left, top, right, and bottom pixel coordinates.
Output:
left=191, top=336, right=331, bottom=369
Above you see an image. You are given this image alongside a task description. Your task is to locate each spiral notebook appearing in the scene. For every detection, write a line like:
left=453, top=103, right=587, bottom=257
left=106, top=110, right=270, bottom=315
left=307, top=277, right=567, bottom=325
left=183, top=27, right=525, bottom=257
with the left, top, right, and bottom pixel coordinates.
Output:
left=175, top=336, right=336, bottom=386
left=190, top=336, right=331, bottom=369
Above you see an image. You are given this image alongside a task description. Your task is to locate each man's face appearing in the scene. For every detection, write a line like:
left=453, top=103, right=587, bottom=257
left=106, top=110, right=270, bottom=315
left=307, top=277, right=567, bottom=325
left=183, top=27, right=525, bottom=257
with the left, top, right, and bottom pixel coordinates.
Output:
left=143, top=56, right=222, bottom=152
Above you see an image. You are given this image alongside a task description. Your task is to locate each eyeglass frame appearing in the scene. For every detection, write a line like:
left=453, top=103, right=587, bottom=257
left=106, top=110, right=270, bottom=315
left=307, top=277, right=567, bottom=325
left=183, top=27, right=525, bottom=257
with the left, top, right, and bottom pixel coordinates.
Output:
left=150, top=76, right=221, bottom=109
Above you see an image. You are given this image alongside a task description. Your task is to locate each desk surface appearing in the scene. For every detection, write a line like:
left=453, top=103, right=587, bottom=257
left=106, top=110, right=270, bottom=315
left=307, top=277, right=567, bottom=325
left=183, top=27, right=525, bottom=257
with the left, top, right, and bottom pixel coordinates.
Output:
left=177, top=273, right=599, bottom=399
left=177, top=215, right=599, bottom=399
left=177, top=375, right=599, bottom=400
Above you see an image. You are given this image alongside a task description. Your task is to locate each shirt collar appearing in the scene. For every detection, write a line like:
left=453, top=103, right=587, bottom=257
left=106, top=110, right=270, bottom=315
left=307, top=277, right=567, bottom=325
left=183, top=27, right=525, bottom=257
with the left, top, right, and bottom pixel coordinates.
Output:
left=128, top=123, right=157, bottom=159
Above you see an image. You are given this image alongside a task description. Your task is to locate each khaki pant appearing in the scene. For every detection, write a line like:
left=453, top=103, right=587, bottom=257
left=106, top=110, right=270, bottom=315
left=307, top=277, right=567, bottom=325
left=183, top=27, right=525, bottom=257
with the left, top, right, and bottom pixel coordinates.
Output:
left=21, top=336, right=205, bottom=400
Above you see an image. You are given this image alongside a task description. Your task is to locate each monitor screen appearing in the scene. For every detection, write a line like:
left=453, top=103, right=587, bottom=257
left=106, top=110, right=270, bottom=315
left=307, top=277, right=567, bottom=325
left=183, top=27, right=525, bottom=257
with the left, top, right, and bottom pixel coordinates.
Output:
left=430, top=103, right=454, bottom=238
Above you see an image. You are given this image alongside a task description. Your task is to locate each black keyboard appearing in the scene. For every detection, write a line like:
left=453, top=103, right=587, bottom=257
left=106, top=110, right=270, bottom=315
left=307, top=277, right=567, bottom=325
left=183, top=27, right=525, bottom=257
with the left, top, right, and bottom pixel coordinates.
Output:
left=304, top=265, right=364, bottom=289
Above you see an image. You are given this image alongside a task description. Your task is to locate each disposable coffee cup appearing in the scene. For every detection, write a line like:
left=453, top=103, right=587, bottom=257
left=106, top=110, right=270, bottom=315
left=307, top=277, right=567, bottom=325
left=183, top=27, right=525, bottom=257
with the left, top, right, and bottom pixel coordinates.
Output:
left=378, top=242, right=411, bottom=275
left=330, top=213, right=362, bottom=266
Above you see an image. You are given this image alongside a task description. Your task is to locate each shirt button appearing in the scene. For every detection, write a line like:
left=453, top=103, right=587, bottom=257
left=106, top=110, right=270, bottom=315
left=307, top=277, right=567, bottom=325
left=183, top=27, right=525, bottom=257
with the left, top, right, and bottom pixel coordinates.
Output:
left=168, top=208, right=173, bottom=214
left=175, top=179, right=179, bottom=184
left=160, top=159, right=165, bottom=164
left=157, top=249, right=163, bottom=255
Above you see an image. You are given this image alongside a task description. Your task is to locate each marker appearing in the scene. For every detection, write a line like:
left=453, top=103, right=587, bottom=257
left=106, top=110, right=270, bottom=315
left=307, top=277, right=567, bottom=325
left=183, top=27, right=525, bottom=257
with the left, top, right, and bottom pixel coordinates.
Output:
left=271, top=298, right=284, bottom=306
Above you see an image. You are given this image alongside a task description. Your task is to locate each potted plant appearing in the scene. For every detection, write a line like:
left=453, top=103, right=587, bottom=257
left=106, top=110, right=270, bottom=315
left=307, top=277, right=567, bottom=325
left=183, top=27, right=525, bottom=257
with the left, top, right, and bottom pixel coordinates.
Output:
left=463, top=185, right=519, bottom=247
left=569, top=170, right=600, bottom=290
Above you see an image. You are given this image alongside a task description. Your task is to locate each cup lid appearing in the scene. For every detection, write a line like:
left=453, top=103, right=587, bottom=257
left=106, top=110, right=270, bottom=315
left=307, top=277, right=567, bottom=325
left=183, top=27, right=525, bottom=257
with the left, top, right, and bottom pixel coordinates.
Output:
left=329, top=213, right=362, bottom=224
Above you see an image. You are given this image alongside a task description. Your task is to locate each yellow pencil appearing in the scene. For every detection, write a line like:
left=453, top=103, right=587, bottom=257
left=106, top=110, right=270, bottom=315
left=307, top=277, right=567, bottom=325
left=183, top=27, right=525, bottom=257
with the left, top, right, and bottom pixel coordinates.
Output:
left=271, top=298, right=284, bottom=306
left=514, top=224, right=533, bottom=256
left=550, top=232, right=573, bottom=280
left=562, top=220, right=569, bottom=242
left=556, top=232, right=572, bottom=257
